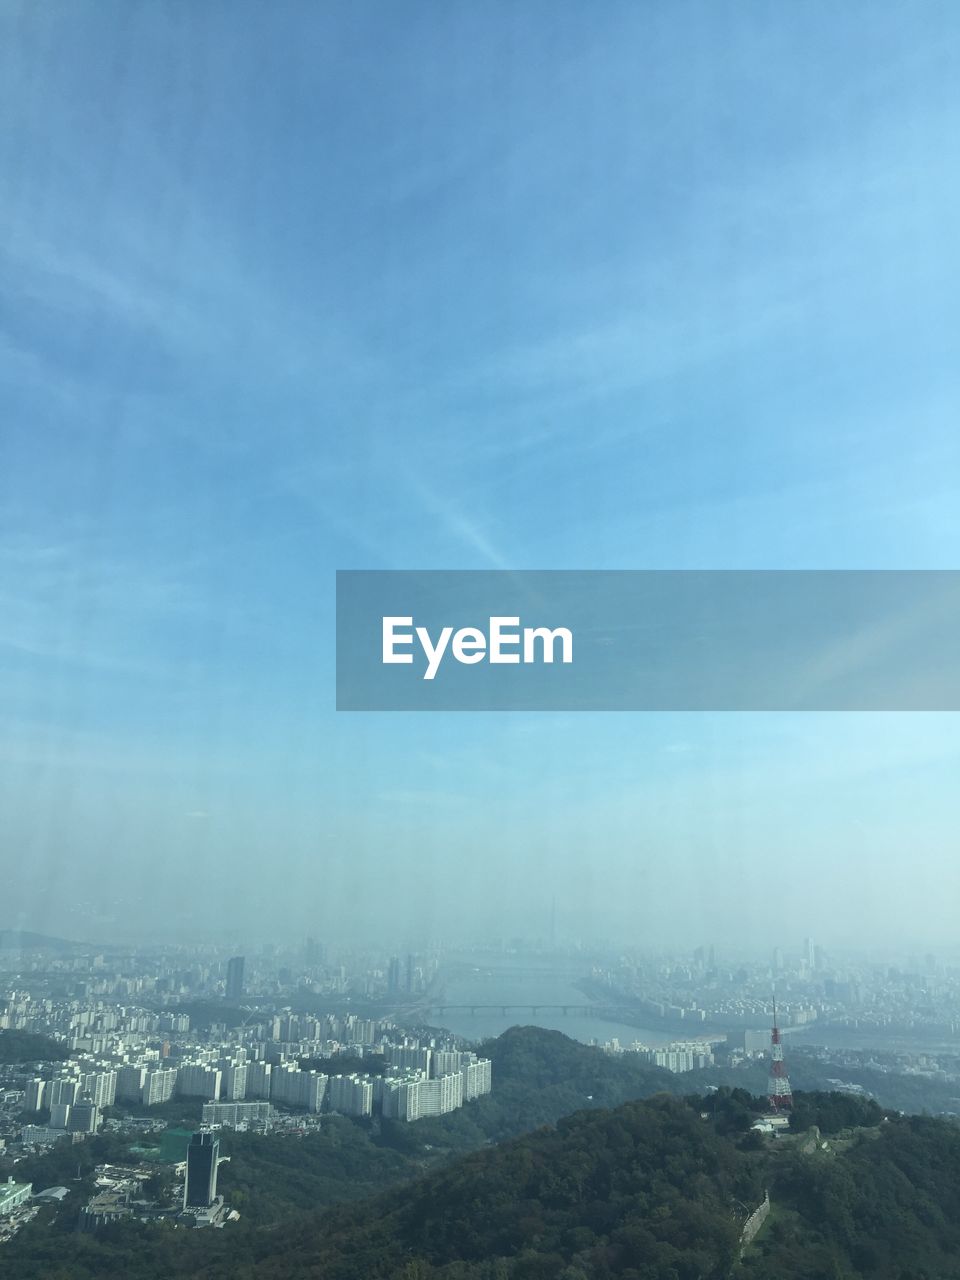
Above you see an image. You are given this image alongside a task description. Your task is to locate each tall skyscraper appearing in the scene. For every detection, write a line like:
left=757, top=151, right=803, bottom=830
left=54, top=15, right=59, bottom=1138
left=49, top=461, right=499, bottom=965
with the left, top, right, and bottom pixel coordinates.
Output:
left=387, top=956, right=401, bottom=992
left=225, top=956, right=245, bottom=1002
left=184, top=1130, right=219, bottom=1208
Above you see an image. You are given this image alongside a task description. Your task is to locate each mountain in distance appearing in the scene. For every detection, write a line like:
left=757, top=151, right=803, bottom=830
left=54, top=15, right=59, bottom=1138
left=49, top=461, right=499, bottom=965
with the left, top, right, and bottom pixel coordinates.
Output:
left=0, top=929, right=86, bottom=952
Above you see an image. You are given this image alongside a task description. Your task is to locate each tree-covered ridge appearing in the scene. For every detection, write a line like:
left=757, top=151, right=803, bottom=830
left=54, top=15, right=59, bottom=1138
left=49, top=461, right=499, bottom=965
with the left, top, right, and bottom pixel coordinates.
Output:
left=18, top=1094, right=748, bottom=1280
left=787, top=1091, right=883, bottom=1136
left=742, top=1115, right=960, bottom=1279
left=5, top=1028, right=960, bottom=1279
left=248, top=1095, right=756, bottom=1280
left=11, top=1087, right=960, bottom=1280
left=0, top=1029, right=68, bottom=1063
left=204, top=1103, right=960, bottom=1280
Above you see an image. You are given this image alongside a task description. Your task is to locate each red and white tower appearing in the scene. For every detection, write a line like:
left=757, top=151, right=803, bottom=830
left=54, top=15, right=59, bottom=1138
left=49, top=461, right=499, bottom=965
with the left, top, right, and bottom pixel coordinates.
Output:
left=767, top=995, right=793, bottom=1110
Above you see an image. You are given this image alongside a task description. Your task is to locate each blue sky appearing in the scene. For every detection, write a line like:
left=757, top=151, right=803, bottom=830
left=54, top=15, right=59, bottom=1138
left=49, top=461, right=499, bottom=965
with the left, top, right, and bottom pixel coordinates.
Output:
left=2, top=1, right=959, bottom=947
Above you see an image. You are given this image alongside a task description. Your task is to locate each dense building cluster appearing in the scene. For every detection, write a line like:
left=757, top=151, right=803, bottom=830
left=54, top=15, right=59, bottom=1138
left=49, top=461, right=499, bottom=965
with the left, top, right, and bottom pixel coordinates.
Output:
left=599, top=1039, right=717, bottom=1073
left=587, top=936, right=960, bottom=1039
left=3, top=988, right=492, bottom=1150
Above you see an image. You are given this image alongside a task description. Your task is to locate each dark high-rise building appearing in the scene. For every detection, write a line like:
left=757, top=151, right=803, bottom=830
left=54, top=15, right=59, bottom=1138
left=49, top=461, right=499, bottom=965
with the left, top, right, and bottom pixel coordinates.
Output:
left=184, top=1130, right=219, bottom=1208
left=225, top=956, right=245, bottom=1001
left=68, top=1101, right=100, bottom=1134
left=405, top=953, right=415, bottom=993
left=387, top=956, right=401, bottom=992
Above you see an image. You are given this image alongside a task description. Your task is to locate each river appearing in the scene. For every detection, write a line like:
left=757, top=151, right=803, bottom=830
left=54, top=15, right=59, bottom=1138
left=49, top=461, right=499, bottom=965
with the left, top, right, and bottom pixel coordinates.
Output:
left=433, top=960, right=686, bottom=1049
left=429, top=961, right=960, bottom=1058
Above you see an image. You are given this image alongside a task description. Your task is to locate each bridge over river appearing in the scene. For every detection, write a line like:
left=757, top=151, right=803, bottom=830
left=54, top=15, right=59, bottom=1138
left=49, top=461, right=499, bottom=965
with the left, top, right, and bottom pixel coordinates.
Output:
left=406, top=1003, right=633, bottom=1019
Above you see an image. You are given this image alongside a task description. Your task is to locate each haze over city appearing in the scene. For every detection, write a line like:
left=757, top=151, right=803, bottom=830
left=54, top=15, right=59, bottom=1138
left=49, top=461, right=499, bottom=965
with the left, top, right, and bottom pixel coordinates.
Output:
left=6, top=6, right=960, bottom=1278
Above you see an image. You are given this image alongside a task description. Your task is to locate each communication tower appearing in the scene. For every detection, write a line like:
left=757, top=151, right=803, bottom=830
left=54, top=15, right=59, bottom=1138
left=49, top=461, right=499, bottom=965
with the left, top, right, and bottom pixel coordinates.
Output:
left=767, top=995, right=793, bottom=1110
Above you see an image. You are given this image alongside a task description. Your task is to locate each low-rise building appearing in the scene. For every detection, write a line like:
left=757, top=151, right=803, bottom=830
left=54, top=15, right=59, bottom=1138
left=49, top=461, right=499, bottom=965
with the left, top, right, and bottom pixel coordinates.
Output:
left=201, top=1100, right=272, bottom=1129
left=0, top=1177, right=33, bottom=1215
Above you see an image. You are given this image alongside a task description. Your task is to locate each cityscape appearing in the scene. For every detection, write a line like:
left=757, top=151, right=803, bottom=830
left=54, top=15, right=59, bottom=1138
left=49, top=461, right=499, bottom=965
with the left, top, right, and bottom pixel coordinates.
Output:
left=4, top=930, right=960, bottom=1250
left=5, top=0, right=960, bottom=1274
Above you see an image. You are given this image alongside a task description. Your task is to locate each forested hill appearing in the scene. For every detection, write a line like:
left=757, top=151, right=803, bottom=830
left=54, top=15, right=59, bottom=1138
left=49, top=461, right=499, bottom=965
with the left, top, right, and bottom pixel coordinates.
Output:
left=0, top=1029, right=68, bottom=1063
left=244, top=1094, right=754, bottom=1280
left=472, top=1025, right=681, bottom=1138
left=8, top=1088, right=960, bottom=1279
left=192, top=1100, right=960, bottom=1280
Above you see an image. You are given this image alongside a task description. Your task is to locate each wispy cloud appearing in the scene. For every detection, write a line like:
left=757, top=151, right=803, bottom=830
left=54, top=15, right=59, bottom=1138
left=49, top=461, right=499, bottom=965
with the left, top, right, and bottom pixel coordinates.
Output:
left=393, top=465, right=509, bottom=569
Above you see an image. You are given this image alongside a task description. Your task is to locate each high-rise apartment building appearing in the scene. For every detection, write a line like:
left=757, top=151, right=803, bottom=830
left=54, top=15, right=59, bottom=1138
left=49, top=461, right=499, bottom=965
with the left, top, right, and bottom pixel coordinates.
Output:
left=416, top=1073, right=463, bottom=1118
left=24, top=1079, right=46, bottom=1111
left=221, top=1062, right=248, bottom=1101
left=177, top=1064, right=223, bottom=1100
left=47, top=1078, right=80, bottom=1107
left=82, top=1070, right=117, bottom=1108
left=142, top=1067, right=177, bottom=1106
left=117, top=1065, right=147, bottom=1102
left=327, top=1074, right=373, bottom=1117
left=245, top=1062, right=272, bottom=1100
left=269, top=1067, right=326, bottom=1112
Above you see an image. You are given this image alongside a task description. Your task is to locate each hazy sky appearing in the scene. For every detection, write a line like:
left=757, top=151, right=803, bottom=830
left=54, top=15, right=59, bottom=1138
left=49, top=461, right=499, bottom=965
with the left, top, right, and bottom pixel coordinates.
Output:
left=2, top=2, right=959, bottom=948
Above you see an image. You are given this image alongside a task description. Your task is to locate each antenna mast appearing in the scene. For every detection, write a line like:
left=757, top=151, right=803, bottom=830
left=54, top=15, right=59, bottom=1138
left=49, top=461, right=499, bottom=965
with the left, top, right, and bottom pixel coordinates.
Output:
left=767, top=991, right=793, bottom=1111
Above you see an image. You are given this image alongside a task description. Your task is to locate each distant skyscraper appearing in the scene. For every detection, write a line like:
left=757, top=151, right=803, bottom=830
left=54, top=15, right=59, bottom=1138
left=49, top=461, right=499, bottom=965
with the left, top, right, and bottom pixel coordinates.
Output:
left=225, top=956, right=245, bottom=1001
left=804, top=937, right=816, bottom=969
left=184, top=1130, right=219, bottom=1208
left=405, top=954, right=415, bottom=993
left=387, top=956, right=401, bottom=992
